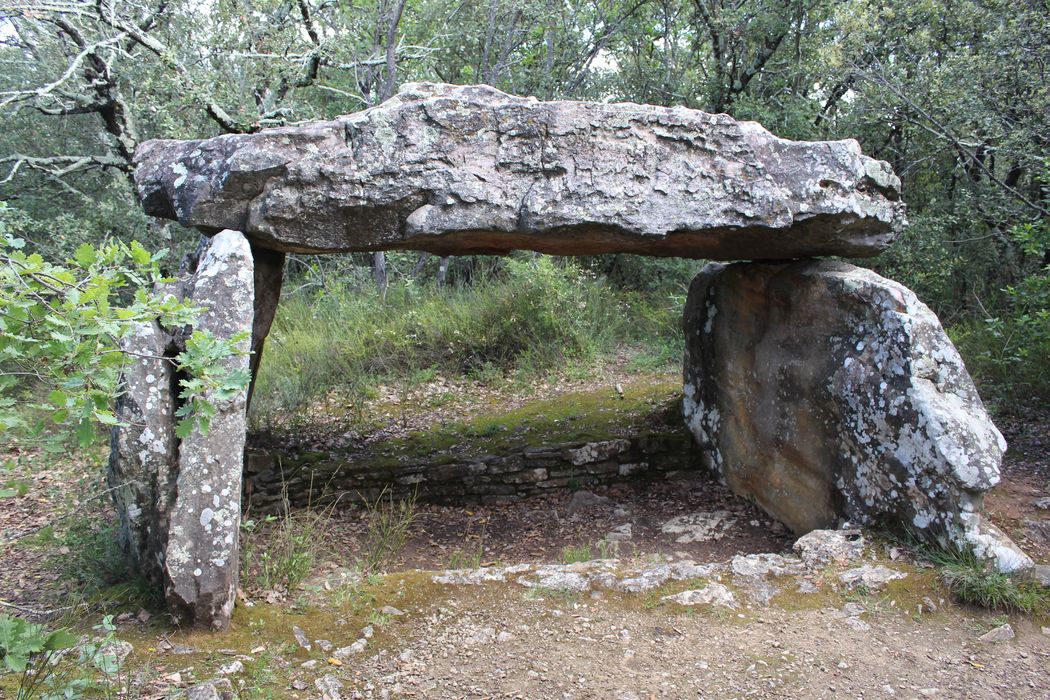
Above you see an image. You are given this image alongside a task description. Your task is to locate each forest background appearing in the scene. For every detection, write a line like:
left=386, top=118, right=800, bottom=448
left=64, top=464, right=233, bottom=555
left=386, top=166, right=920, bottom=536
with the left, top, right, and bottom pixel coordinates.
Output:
left=1, top=0, right=1047, bottom=442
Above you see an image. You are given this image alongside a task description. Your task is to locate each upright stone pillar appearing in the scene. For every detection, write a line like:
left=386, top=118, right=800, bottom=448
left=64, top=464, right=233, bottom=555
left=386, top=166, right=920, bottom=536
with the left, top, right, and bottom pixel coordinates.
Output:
left=109, top=230, right=255, bottom=630
left=164, top=231, right=254, bottom=630
left=108, top=321, right=177, bottom=583
left=682, top=260, right=1031, bottom=573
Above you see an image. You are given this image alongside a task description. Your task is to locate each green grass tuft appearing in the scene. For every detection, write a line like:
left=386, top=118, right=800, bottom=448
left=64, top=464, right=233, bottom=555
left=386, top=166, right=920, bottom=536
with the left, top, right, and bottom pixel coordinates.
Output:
left=915, top=540, right=1048, bottom=614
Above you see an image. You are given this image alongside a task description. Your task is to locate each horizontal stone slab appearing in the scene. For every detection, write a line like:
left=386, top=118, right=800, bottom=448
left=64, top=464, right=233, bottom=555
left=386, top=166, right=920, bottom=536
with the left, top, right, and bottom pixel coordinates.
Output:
left=135, top=83, right=905, bottom=259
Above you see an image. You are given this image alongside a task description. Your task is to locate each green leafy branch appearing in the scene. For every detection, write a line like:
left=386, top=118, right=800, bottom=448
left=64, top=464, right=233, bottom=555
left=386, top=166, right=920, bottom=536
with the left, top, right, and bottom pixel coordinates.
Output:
left=0, top=202, right=249, bottom=452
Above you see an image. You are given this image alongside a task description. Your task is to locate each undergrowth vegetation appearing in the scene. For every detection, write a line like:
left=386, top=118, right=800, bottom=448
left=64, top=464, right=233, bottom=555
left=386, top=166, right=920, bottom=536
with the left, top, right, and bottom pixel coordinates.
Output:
left=913, top=539, right=1049, bottom=614
left=250, top=256, right=689, bottom=433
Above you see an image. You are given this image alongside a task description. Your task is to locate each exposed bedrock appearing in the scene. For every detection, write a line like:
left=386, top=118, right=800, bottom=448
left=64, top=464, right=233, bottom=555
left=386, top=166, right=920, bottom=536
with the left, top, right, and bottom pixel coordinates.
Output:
left=134, top=83, right=905, bottom=259
left=109, top=230, right=255, bottom=630
left=682, top=260, right=1031, bottom=573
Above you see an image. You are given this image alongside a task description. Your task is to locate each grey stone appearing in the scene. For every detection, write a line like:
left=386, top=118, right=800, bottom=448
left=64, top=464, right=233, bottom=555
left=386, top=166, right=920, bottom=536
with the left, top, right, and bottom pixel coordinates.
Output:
left=614, top=566, right=672, bottom=593
left=977, top=623, right=1015, bottom=642
left=315, top=674, right=344, bottom=700
left=838, top=565, right=907, bottom=590
left=567, top=489, right=611, bottom=515
left=134, top=83, right=904, bottom=260
left=531, top=571, right=591, bottom=592
left=683, top=260, right=1031, bottom=573
left=662, top=584, right=738, bottom=609
left=292, top=625, right=310, bottom=650
left=660, top=510, right=735, bottom=543
left=1023, top=518, right=1050, bottom=544
left=216, top=660, right=243, bottom=675
left=567, top=440, right=632, bottom=466
left=1030, top=564, right=1050, bottom=587
left=332, top=639, right=367, bottom=660
left=841, top=602, right=867, bottom=617
left=605, top=523, right=633, bottom=542
left=730, top=554, right=803, bottom=578
left=793, top=529, right=866, bottom=569
left=164, top=230, right=254, bottom=630
left=1034, top=497, right=1050, bottom=510
left=185, top=679, right=235, bottom=700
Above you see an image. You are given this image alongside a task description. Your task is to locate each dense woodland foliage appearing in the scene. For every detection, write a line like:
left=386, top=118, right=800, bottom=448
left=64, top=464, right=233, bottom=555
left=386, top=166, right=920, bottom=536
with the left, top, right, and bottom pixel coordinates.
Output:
left=0, top=0, right=1047, bottom=429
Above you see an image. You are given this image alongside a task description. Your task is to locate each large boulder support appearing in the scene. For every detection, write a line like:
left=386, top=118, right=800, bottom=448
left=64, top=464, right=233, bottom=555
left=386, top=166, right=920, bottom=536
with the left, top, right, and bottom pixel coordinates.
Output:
left=246, top=244, right=284, bottom=409
left=133, top=83, right=905, bottom=260
left=109, top=230, right=256, bottom=630
left=108, top=320, right=177, bottom=583
left=164, top=231, right=254, bottom=629
left=682, top=260, right=1031, bottom=573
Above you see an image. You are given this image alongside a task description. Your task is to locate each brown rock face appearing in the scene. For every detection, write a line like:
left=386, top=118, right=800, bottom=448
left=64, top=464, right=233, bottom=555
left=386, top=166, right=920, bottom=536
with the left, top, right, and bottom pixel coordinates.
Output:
left=682, top=261, right=1030, bottom=573
left=134, top=83, right=904, bottom=259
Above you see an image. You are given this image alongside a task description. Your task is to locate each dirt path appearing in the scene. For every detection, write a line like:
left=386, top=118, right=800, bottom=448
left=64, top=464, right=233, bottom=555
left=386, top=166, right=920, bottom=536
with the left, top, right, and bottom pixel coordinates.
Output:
left=348, top=584, right=1049, bottom=699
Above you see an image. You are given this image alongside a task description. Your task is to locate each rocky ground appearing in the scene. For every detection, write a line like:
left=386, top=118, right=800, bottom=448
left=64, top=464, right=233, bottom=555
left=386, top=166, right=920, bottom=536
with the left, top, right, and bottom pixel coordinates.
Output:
left=1, top=380, right=1048, bottom=699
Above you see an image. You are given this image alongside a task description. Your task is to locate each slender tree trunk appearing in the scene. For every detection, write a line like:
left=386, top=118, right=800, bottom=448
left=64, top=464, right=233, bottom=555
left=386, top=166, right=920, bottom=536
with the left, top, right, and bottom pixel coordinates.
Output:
left=370, top=0, right=410, bottom=295
left=437, top=256, right=450, bottom=287
left=373, top=251, right=388, bottom=299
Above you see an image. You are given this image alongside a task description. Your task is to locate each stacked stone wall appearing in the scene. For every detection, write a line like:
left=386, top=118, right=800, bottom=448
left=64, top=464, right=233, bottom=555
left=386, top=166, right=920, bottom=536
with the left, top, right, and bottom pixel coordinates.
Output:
left=243, top=430, right=702, bottom=511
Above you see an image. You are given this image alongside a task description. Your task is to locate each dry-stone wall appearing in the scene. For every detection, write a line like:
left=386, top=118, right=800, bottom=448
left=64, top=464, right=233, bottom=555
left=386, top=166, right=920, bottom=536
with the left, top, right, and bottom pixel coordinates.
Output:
left=244, top=431, right=701, bottom=512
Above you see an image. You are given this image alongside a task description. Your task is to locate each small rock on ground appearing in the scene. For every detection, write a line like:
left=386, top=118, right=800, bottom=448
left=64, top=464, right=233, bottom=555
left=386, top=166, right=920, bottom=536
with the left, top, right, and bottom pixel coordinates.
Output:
left=978, top=624, right=1015, bottom=642
left=662, top=583, right=738, bottom=609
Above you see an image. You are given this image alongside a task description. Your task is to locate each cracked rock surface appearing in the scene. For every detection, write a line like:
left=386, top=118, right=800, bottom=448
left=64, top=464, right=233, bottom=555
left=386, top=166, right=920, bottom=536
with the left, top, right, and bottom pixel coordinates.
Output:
left=683, top=260, right=1029, bottom=572
left=134, top=83, right=904, bottom=259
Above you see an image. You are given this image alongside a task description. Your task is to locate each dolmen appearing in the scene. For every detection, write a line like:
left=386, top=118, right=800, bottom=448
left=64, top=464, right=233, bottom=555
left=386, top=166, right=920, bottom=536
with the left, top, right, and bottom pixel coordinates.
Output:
left=113, top=83, right=1028, bottom=629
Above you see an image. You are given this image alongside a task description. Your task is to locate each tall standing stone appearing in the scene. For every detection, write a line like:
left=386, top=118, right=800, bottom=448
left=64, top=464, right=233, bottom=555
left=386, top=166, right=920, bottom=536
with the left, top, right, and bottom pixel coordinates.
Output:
left=108, top=320, right=177, bottom=583
left=682, top=260, right=1031, bottom=573
left=163, top=230, right=254, bottom=630
left=109, top=230, right=255, bottom=630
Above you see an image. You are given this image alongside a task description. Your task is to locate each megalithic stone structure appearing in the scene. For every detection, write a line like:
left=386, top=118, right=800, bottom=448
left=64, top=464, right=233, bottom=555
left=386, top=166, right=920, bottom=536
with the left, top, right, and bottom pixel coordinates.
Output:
left=118, top=83, right=1029, bottom=630
left=132, top=83, right=905, bottom=260
left=110, top=230, right=255, bottom=630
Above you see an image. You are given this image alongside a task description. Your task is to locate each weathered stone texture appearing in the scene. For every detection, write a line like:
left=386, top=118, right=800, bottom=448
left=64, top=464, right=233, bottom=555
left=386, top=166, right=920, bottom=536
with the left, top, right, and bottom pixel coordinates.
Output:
left=109, top=230, right=255, bottom=631
left=164, top=230, right=254, bottom=630
left=108, top=320, right=177, bottom=582
left=134, top=83, right=904, bottom=259
left=682, top=260, right=1030, bottom=572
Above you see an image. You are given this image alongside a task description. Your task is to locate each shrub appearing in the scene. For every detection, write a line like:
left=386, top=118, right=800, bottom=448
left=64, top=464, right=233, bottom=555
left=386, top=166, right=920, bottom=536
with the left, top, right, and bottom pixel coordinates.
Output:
left=951, top=268, right=1050, bottom=413
left=250, top=256, right=681, bottom=431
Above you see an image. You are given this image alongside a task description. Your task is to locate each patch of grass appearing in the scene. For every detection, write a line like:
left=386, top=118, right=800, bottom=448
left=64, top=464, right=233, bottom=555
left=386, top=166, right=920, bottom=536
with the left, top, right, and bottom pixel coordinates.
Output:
left=560, top=544, right=593, bottom=564
left=250, top=257, right=685, bottom=433
left=359, top=489, right=417, bottom=573
left=448, top=547, right=483, bottom=570
left=915, top=541, right=1048, bottom=614
left=241, top=507, right=331, bottom=593
left=368, top=609, right=393, bottom=627
left=239, top=647, right=281, bottom=699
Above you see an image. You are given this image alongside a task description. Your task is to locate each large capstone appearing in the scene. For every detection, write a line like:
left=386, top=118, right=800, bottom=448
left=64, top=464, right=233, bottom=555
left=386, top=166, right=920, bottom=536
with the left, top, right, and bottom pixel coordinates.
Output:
left=682, top=260, right=1030, bottom=573
left=134, top=83, right=905, bottom=259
